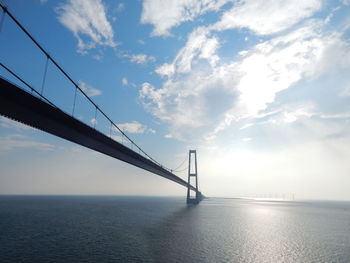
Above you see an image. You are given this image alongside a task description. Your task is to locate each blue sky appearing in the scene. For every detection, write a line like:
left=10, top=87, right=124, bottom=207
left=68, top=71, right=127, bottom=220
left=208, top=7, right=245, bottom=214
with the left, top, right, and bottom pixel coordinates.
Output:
left=1, top=0, right=350, bottom=200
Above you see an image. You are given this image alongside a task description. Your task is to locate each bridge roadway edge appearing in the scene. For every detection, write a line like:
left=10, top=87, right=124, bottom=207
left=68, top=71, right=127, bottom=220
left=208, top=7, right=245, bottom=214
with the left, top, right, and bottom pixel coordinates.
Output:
left=0, top=77, right=198, bottom=192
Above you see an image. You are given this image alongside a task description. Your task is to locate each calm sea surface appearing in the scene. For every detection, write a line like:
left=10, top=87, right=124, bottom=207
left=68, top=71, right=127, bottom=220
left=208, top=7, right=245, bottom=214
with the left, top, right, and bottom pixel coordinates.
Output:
left=0, top=196, right=349, bottom=262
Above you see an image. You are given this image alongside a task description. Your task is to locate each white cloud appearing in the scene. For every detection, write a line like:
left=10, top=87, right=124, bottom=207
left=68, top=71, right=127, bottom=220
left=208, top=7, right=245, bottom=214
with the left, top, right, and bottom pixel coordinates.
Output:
left=116, top=121, right=153, bottom=134
left=212, top=0, right=322, bottom=35
left=150, top=20, right=335, bottom=140
left=155, top=63, right=175, bottom=78
left=118, top=51, right=156, bottom=65
left=283, top=112, right=298, bottom=123
left=324, top=7, right=340, bottom=24
left=142, top=10, right=350, bottom=141
left=340, top=0, right=350, bottom=5
left=129, top=54, right=156, bottom=64
left=141, top=0, right=322, bottom=38
left=122, top=77, right=128, bottom=86
left=320, top=112, right=350, bottom=119
left=141, top=0, right=230, bottom=36
left=116, top=2, right=125, bottom=12
left=259, top=103, right=317, bottom=125
left=283, top=106, right=315, bottom=123
left=111, top=135, right=124, bottom=143
left=155, top=27, right=219, bottom=77
left=0, top=134, right=54, bottom=151
left=164, top=133, right=173, bottom=139
left=79, top=81, right=102, bottom=97
left=92, top=54, right=102, bottom=61
left=121, top=77, right=137, bottom=88
left=144, top=21, right=322, bottom=139
left=90, top=118, right=97, bottom=126
left=0, top=116, right=34, bottom=130
left=141, top=60, right=237, bottom=140
left=210, top=20, right=342, bottom=137
left=311, top=31, right=350, bottom=77
left=234, top=22, right=324, bottom=115
left=240, top=123, right=254, bottom=130
left=56, top=0, right=116, bottom=54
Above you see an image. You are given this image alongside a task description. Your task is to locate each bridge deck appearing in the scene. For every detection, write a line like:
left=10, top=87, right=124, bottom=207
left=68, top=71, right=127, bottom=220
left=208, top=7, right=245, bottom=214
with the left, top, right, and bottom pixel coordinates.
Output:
left=0, top=76, right=196, bottom=191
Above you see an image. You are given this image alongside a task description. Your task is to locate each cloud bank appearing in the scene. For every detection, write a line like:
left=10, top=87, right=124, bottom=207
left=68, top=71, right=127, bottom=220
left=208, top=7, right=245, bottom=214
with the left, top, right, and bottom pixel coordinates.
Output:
left=140, top=0, right=350, bottom=143
left=56, top=0, right=116, bottom=54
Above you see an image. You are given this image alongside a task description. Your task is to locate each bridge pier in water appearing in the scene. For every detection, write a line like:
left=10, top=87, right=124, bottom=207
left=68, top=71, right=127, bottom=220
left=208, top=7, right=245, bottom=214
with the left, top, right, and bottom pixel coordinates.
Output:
left=187, top=150, right=202, bottom=204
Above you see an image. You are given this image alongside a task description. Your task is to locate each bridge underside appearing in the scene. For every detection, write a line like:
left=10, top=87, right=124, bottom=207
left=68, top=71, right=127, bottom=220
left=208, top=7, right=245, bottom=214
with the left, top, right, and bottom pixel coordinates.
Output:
left=0, top=77, right=197, bottom=192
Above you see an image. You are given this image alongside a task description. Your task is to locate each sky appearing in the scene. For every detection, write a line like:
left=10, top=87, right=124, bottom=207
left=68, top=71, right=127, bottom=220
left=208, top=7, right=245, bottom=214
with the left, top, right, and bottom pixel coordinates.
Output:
left=0, top=0, right=350, bottom=200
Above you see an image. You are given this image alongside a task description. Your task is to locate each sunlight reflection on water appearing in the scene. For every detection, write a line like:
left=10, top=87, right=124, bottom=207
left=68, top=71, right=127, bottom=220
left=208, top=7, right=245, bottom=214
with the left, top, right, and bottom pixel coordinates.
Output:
left=0, top=196, right=349, bottom=262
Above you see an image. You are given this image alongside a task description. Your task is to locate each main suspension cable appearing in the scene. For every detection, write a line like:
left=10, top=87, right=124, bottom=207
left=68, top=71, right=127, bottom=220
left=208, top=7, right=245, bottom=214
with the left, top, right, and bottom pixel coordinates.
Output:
left=0, top=3, right=183, bottom=174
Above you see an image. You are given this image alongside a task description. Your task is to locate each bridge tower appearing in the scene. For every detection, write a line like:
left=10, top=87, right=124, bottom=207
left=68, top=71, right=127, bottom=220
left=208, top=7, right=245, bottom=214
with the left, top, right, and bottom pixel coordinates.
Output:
left=187, top=150, right=201, bottom=204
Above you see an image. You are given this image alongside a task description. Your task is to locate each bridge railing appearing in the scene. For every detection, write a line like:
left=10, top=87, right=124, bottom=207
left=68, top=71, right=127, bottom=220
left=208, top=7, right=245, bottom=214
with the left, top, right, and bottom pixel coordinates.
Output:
left=0, top=3, right=188, bottom=175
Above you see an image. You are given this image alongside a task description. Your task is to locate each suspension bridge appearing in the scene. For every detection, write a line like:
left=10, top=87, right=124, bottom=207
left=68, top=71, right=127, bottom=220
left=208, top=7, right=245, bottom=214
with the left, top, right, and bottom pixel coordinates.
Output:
left=0, top=3, right=203, bottom=204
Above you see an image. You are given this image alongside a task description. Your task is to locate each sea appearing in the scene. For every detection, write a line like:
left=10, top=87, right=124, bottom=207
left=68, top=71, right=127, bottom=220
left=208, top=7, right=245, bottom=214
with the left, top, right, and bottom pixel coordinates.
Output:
left=0, top=196, right=349, bottom=262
